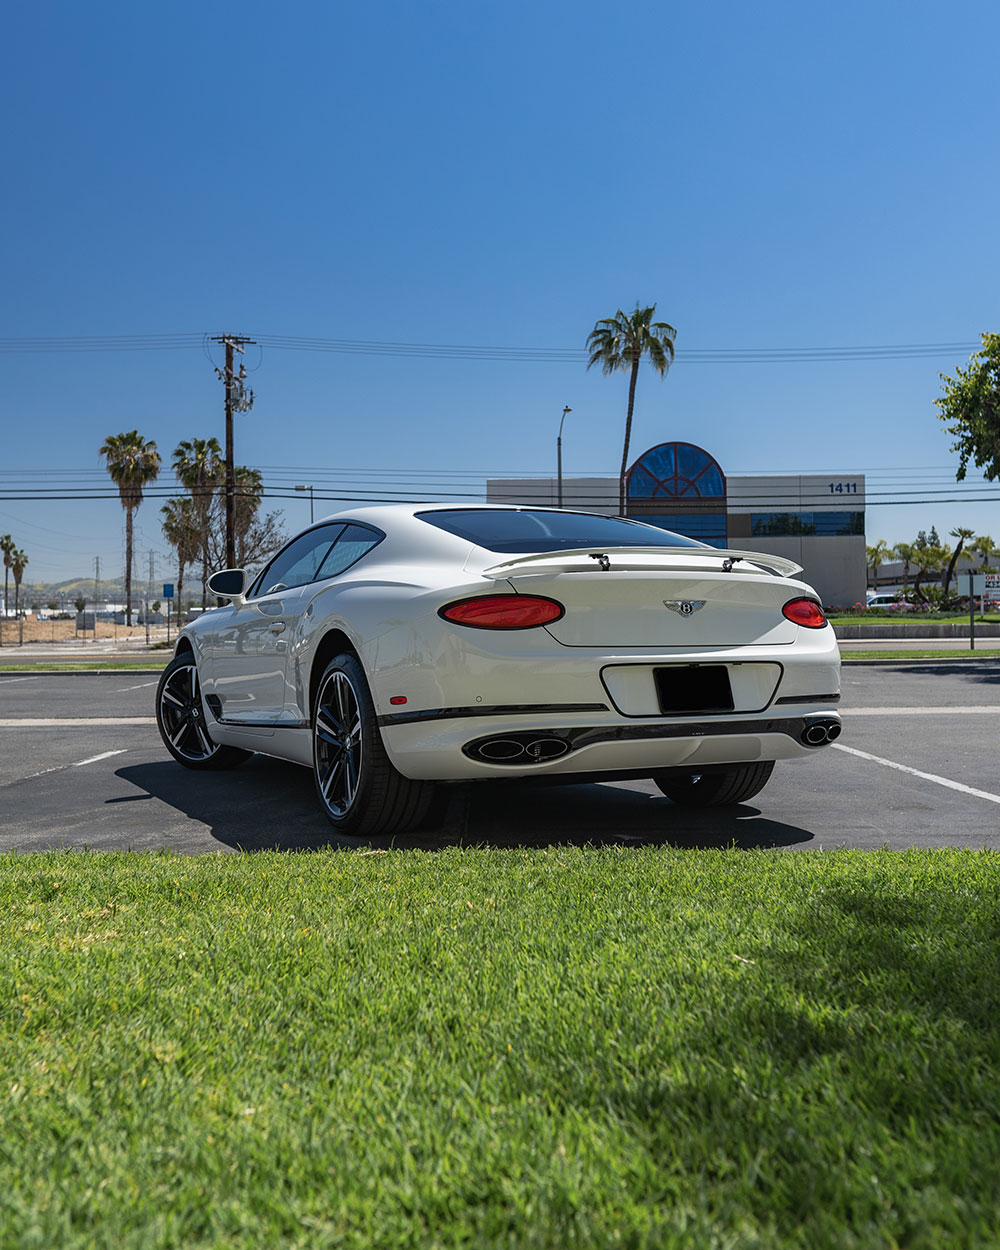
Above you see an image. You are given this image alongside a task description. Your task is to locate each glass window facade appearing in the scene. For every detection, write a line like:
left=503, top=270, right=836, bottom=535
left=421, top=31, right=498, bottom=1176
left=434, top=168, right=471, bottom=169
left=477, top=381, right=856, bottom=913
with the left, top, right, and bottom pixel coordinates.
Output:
left=640, top=513, right=729, bottom=545
left=750, top=511, right=864, bottom=537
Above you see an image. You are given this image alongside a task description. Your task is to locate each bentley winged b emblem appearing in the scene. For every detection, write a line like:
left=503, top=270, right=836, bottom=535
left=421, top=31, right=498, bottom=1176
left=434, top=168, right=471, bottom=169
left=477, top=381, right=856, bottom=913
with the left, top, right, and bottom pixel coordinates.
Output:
left=663, top=600, right=706, bottom=617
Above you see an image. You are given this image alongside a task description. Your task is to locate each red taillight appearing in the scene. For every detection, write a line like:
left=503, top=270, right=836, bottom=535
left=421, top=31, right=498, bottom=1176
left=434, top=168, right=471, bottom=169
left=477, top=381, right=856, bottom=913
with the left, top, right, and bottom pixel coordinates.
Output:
left=439, top=594, right=565, bottom=629
left=783, top=598, right=828, bottom=629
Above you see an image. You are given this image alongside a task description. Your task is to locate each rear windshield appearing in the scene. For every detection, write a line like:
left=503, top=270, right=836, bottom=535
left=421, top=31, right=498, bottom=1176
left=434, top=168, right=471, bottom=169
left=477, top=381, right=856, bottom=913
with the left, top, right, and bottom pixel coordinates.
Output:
left=416, top=508, right=707, bottom=553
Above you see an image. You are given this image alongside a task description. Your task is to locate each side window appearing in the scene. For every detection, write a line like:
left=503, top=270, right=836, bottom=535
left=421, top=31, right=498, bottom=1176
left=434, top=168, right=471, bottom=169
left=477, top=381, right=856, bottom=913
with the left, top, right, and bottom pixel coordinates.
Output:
left=315, top=524, right=383, bottom=579
left=252, top=524, right=345, bottom=596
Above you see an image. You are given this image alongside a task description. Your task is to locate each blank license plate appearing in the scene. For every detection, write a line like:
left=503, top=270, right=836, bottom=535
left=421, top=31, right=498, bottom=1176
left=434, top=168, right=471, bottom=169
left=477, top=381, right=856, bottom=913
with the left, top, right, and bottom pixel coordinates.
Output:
left=654, top=665, right=735, bottom=715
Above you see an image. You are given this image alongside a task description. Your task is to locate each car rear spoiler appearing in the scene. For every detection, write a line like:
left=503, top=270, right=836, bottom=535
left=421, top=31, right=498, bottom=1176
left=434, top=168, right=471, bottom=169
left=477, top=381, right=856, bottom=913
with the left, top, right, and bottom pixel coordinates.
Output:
left=480, top=546, right=804, bottom=580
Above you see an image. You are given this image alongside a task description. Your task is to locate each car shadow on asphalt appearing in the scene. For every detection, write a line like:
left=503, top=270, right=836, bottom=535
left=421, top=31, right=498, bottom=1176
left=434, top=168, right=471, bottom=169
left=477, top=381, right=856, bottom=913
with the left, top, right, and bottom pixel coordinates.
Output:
left=116, top=757, right=815, bottom=853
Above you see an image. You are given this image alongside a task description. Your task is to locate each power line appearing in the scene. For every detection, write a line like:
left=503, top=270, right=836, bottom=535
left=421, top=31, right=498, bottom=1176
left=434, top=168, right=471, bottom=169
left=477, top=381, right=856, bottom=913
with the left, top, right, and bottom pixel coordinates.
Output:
left=0, top=331, right=983, bottom=364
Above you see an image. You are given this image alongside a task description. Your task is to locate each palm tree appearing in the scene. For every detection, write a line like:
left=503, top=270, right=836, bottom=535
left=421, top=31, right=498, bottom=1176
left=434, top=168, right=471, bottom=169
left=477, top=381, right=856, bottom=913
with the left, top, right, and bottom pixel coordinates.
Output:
left=942, top=526, right=975, bottom=598
left=172, top=437, right=223, bottom=607
left=586, top=304, right=677, bottom=515
left=11, top=548, right=28, bottom=615
left=161, top=497, right=200, bottom=617
left=0, top=533, right=13, bottom=646
left=865, top=540, right=889, bottom=589
left=913, top=543, right=950, bottom=604
left=99, top=431, right=161, bottom=626
left=971, top=534, right=996, bottom=568
left=892, top=541, right=917, bottom=591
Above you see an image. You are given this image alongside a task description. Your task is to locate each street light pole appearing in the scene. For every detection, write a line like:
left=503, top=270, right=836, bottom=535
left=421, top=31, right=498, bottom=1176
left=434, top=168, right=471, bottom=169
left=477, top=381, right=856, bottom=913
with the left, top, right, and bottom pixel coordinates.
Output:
left=295, top=484, right=315, bottom=524
left=557, top=406, right=572, bottom=507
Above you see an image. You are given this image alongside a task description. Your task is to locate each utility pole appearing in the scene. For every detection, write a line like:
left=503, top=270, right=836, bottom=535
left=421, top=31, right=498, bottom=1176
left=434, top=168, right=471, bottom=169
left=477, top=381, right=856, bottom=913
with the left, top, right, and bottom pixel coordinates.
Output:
left=146, top=551, right=154, bottom=645
left=211, top=334, right=256, bottom=569
left=94, top=556, right=101, bottom=642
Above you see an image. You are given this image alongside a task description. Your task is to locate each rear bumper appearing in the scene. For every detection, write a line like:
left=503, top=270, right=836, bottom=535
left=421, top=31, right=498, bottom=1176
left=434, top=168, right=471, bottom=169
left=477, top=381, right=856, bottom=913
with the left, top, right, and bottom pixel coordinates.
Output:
left=379, top=706, right=842, bottom=780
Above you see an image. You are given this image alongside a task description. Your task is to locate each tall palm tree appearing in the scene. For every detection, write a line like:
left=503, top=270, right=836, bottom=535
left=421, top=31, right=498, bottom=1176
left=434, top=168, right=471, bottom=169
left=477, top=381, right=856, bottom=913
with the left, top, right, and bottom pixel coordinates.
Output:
left=172, top=437, right=223, bottom=607
left=11, top=548, right=28, bottom=615
left=161, top=496, right=200, bottom=616
left=586, top=304, right=677, bottom=515
left=0, top=533, right=13, bottom=646
left=99, top=431, right=161, bottom=626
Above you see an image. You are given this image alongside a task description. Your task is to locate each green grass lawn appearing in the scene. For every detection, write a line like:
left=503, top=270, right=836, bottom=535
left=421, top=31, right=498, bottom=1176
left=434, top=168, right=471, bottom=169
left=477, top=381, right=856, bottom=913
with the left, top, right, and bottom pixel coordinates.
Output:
left=828, top=614, right=1000, bottom=627
left=3, top=847, right=1000, bottom=1248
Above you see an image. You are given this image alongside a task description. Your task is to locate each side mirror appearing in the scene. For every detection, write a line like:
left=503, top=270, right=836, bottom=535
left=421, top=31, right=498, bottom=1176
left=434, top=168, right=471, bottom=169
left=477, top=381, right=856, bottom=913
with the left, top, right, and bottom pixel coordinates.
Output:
left=207, top=568, right=248, bottom=606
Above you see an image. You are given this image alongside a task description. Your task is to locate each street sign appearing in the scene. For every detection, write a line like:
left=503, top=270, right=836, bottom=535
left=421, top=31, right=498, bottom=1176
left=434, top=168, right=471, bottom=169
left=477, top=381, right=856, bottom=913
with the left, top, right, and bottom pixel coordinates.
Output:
left=163, top=583, right=175, bottom=599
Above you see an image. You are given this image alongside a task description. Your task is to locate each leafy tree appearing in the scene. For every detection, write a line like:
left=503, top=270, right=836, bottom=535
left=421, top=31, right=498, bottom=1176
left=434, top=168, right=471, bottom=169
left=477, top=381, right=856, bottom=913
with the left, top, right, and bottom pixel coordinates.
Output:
left=46, top=602, right=57, bottom=612
left=915, top=527, right=940, bottom=550
left=936, top=333, right=1000, bottom=480
left=205, top=467, right=285, bottom=574
left=99, top=431, right=161, bottom=626
left=172, top=437, right=223, bottom=607
left=586, top=304, right=677, bottom=515
left=74, top=596, right=87, bottom=613
left=942, top=526, right=975, bottom=597
left=866, top=539, right=889, bottom=587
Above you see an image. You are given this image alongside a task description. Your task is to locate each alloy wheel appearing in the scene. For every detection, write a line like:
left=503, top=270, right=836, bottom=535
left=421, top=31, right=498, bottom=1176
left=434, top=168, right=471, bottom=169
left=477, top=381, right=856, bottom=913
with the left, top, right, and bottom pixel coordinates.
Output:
left=158, top=661, right=219, bottom=762
left=314, top=669, right=363, bottom=817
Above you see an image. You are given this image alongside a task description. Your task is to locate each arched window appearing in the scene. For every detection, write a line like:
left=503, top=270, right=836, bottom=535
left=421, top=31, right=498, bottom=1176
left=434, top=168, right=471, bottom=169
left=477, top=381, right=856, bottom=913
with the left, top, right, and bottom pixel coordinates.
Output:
left=626, top=442, right=728, bottom=545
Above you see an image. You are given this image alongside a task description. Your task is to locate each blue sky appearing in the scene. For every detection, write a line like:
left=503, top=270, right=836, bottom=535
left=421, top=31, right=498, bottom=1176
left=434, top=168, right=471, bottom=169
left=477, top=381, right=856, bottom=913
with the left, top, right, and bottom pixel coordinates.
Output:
left=2, top=0, right=999, bottom=586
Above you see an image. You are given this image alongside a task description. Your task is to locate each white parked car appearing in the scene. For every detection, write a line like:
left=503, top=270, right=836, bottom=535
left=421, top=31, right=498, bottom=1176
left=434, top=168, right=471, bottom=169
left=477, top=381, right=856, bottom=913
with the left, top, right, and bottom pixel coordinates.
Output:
left=155, top=505, right=841, bottom=841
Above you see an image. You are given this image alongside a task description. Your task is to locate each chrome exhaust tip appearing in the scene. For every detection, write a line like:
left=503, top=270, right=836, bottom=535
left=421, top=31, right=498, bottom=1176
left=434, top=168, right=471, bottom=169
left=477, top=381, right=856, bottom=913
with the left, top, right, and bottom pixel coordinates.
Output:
left=476, top=738, right=526, bottom=761
left=466, top=733, right=572, bottom=765
left=801, top=717, right=841, bottom=747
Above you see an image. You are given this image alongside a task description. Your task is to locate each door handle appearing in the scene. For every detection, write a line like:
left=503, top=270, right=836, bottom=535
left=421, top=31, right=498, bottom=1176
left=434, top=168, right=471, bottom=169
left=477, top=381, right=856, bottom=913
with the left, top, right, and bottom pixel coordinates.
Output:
left=268, top=622, right=286, bottom=634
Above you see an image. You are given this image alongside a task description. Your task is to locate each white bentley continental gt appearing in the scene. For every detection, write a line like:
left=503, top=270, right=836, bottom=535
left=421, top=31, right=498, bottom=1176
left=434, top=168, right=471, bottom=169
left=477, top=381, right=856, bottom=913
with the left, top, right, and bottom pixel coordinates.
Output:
left=155, top=504, right=841, bottom=840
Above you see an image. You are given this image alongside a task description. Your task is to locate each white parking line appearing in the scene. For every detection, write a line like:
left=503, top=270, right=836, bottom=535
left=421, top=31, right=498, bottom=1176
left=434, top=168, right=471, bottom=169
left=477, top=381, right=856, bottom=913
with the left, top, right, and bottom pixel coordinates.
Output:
left=843, top=706, right=1000, bottom=715
left=0, top=676, right=37, bottom=684
left=0, top=717, right=156, bottom=727
left=74, top=750, right=128, bottom=767
left=832, top=742, right=1000, bottom=806
left=2, top=749, right=129, bottom=789
left=115, top=681, right=158, bottom=692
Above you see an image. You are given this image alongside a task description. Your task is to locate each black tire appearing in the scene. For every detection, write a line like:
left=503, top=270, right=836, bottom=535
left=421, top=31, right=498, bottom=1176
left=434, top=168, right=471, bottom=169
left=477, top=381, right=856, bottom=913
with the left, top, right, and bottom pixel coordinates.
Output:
left=652, top=761, right=775, bottom=807
left=312, top=653, right=435, bottom=842
left=156, top=653, right=252, bottom=771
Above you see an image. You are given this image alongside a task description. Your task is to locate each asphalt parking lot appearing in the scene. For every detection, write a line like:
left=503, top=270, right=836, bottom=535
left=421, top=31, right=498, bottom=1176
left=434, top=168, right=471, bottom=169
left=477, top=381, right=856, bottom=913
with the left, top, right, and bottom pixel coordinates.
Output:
left=1, top=662, right=999, bottom=853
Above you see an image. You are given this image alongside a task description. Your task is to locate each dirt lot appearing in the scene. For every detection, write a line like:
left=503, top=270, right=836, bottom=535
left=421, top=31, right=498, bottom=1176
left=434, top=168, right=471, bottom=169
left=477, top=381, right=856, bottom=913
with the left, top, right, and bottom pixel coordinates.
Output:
left=0, top=617, right=164, bottom=646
